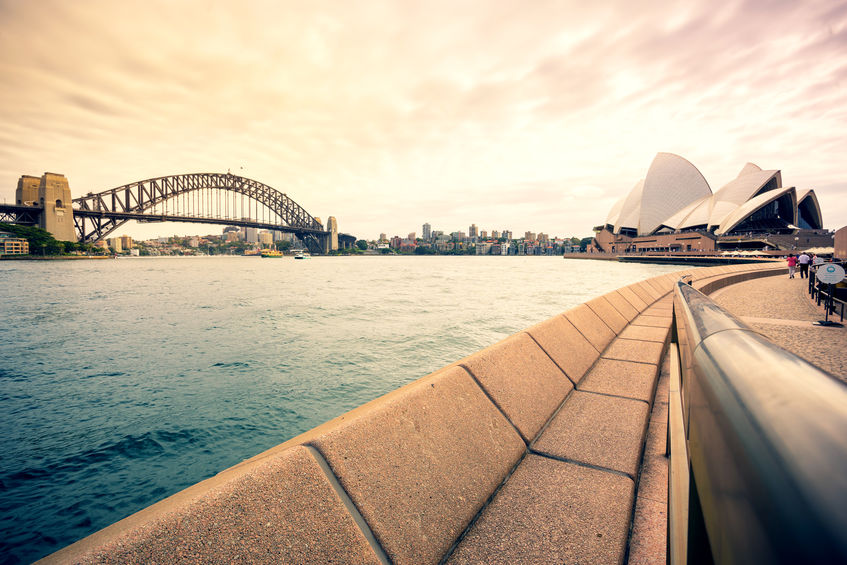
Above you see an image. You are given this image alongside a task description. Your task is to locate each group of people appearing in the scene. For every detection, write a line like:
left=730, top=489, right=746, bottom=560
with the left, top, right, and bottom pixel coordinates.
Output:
left=786, top=252, right=814, bottom=279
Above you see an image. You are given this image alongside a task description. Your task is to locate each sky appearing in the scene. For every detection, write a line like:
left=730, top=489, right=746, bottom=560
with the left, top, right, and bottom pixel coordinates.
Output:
left=1, top=0, right=846, bottom=242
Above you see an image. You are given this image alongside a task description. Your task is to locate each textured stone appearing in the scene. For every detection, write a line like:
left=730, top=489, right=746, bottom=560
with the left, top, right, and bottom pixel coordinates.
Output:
left=310, top=365, right=525, bottom=565
left=526, top=315, right=600, bottom=384
left=447, top=455, right=635, bottom=565
left=631, top=314, right=672, bottom=329
left=618, top=286, right=649, bottom=311
left=603, top=338, right=665, bottom=366
left=628, top=497, right=668, bottom=565
left=532, top=391, right=650, bottom=477
left=637, top=455, right=669, bottom=506
left=630, top=282, right=659, bottom=305
left=578, top=358, right=659, bottom=402
left=643, top=303, right=674, bottom=318
left=604, top=291, right=640, bottom=321
left=564, top=303, right=617, bottom=352
left=69, top=446, right=382, bottom=565
left=644, top=401, right=669, bottom=459
left=461, top=332, right=572, bottom=442
left=619, top=324, right=670, bottom=343
left=586, top=296, right=629, bottom=333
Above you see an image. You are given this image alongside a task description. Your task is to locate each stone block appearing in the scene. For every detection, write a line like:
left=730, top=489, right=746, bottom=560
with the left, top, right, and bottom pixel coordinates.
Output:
left=578, top=358, right=659, bottom=402
left=604, top=291, right=640, bottom=321
left=619, top=324, right=670, bottom=343
left=69, top=446, right=383, bottom=565
left=644, top=401, right=669, bottom=459
left=636, top=280, right=664, bottom=302
left=627, top=497, right=668, bottom=565
left=628, top=282, right=656, bottom=306
left=461, top=332, right=572, bottom=442
left=447, top=455, right=634, bottom=565
left=631, top=314, right=672, bottom=329
left=585, top=296, right=629, bottom=333
left=618, top=286, right=649, bottom=311
left=564, top=303, right=617, bottom=352
left=309, top=366, right=525, bottom=565
left=637, top=454, right=669, bottom=506
left=603, top=338, right=665, bottom=366
left=532, top=391, right=650, bottom=477
left=526, top=315, right=599, bottom=384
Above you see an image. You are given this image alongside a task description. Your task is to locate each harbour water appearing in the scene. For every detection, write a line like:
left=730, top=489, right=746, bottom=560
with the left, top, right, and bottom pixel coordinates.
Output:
left=0, top=255, right=684, bottom=563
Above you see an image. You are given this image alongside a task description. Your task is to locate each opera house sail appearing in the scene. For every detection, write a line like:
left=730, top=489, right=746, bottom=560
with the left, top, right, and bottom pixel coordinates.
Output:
left=592, top=153, right=828, bottom=254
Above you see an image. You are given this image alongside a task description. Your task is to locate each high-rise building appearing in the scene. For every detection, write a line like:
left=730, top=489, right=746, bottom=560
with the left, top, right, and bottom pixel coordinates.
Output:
left=492, top=230, right=500, bottom=239
left=422, top=223, right=431, bottom=240
left=524, top=231, right=536, bottom=242
left=480, top=230, right=488, bottom=239
left=408, top=232, right=416, bottom=241
left=469, top=224, right=478, bottom=238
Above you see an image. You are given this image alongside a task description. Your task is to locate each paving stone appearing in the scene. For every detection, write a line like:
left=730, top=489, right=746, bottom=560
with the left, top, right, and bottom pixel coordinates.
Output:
left=526, top=315, right=600, bottom=384
left=461, top=332, right=572, bottom=442
left=564, top=304, right=617, bottom=352
left=645, top=276, right=673, bottom=296
left=446, top=455, right=635, bottom=565
left=310, top=366, right=525, bottom=565
left=604, top=291, right=641, bottom=321
left=628, top=497, right=668, bottom=565
left=603, top=338, right=664, bottom=366
left=586, top=296, right=629, bottom=333
left=644, top=401, right=669, bottom=459
left=637, top=454, right=669, bottom=506
left=638, top=279, right=665, bottom=301
left=619, top=324, right=670, bottom=343
left=618, top=286, right=649, bottom=311
left=631, top=314, right=672, bottom=329
left=532, top=391, right=650, bottom=477
left=578, top=358, right=659, bottom=402
left=71, top=446, right=383, bottom=565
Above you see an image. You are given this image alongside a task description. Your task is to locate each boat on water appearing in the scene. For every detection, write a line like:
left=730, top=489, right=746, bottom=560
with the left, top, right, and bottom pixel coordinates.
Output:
left=260, top=249, right=284, bottom=258
left=293, top=250, right=311, bottom=260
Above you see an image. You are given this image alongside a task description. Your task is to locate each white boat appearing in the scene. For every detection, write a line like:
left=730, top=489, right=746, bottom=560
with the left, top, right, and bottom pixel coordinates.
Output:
left=294, top=250, right=311, bottom=260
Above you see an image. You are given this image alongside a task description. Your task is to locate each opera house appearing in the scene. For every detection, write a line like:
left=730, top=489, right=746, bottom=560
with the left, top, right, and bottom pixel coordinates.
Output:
left=592, top=153, right=833, bottom=254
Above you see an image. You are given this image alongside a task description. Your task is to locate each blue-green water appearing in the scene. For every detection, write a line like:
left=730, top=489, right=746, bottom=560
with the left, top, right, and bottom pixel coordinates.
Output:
left=0, top=256, right=683, bottom=563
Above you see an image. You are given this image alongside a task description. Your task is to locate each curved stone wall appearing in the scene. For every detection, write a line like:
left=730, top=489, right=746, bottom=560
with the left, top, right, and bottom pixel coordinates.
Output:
left=40, top=261, right=786, bottom=565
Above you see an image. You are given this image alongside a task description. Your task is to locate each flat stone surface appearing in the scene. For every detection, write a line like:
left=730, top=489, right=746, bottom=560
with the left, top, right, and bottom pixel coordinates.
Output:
left=446, top=455, right=634, bottom=565
left=72, top=446, right=382, bottom=565
left=628, top=497, right=668, bottom=565
left=461, top=332, right=572, bottom=442
left=711, top=275, right=847, bottom=381
left=526, top=315, right=599, bottom=384
left=631, top=314, right=672, bottom=329
left=578, top=358, right=658, bottom=402
left=564, top=303, right=617, bottom=352
left=604, top=291, right=640, bottom=321
left=532, top=391, right=649, bottom=477
left=310, top=366, right=525, bottom=565
left=586, top=296, right=629, bottom=333
left=618, top=286, right=649, bottom=311
left=619, top=324, right=669, bottom=343
left=629, top=282, right=658, bottom=305
left=602, top=338, right=664, bottom=366
left=643, top=303, right=674, bottom=318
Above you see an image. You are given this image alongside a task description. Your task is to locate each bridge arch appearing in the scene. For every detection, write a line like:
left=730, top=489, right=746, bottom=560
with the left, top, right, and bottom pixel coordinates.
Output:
left=72, top=173, right=326, bottom=250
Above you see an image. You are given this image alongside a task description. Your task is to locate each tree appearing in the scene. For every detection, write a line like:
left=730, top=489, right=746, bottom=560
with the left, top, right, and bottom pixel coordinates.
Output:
left=579, top=237, right=594, bottom=251
left=356, top=239, right=368, bottom=251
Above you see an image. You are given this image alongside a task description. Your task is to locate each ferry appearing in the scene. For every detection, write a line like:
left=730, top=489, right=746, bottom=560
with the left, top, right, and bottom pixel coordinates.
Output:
left=293, top=250, right=311, bottom=260
left=260, top=249, right=284, bottom=258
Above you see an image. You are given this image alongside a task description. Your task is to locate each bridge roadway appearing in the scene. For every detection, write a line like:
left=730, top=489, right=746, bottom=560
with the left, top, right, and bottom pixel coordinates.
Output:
left=42, top=261, right=841, bottom=564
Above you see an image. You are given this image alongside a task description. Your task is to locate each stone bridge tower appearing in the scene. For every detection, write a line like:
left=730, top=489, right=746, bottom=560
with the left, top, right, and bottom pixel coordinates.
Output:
left=15, top=172, right=76, bottom=241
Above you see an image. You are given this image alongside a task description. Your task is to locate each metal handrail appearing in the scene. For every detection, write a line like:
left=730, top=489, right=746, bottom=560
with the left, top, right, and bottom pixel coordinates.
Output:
left=669, top=280, right=847, bottom=564
left=808, top=261, right=846, bottom=323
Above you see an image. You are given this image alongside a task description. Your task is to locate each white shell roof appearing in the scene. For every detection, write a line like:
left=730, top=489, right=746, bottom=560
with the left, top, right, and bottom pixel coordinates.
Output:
left=661, top=195, right=713, bottom=231
left=605, top=193, right=627, bottom=227
left=708, top=168, right=781, bottom=229
left=715, top=186, right=797, bottom=235
left=614, top=179, right=644, bottom=233
left=639, top=153, right=712, bottom=235
left=797, top=189, right=823, bottom=229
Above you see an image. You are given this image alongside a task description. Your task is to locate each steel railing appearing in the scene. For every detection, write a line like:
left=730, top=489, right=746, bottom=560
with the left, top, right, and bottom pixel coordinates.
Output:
left=668, top=280, right=847, bottom=564
left=807, top=261, right=846, bottom=323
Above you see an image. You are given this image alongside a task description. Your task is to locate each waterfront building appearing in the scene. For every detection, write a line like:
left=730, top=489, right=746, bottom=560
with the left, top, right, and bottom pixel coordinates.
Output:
left=0, top=231, right=29, bottom=255
left=422, top=223, right=431, bottom=241
left=524, top=231, right=536, bottom=242
left=258, top=231, right=273, bottom=246
left=119, top=235, right=133, bottom=250
left=188, top=236, right=201, bottom=248
left=593, top=152, right=829, bottom=253
left=469, top=224, right=478, bottom=239
left=492, top=230, right=500, bottom=239
left=476, top=242, right=492, bottom=255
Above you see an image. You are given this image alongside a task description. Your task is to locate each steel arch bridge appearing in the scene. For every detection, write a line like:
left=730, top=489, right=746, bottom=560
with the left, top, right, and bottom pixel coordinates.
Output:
left=72, top=172, right=332, bottom=252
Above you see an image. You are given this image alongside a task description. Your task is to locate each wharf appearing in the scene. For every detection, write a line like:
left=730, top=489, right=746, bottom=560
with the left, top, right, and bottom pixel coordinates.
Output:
left=41, top=262, right=842, bottom=564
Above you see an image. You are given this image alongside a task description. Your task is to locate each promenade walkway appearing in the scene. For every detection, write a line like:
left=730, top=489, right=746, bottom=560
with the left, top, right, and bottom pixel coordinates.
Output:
left=711, top=275, right=846, bottom=381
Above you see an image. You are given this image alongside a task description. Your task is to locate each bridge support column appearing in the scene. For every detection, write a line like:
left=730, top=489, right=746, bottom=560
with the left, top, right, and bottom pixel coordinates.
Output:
left=15, top=173, right=76, bottom=242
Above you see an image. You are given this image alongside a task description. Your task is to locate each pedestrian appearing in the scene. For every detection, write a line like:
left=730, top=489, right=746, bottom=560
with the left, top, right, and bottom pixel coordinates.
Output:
left=798, top=251, right=811, bottom=279
left=786, top=253, right=797, bottom=279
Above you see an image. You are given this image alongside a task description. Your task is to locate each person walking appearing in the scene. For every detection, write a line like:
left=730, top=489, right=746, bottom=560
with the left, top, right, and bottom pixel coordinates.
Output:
left=798, top=251, right=811, bottom=279
left=786, top=253, right=797, bottom=278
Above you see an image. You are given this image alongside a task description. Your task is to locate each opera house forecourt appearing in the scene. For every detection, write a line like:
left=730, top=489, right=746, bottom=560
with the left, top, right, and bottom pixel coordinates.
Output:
left=591, top=152, right=833, bottom=254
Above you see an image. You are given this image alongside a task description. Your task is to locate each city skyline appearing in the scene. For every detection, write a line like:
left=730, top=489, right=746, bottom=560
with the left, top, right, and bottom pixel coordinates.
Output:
left=2, top=1, right=846, bottom=243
